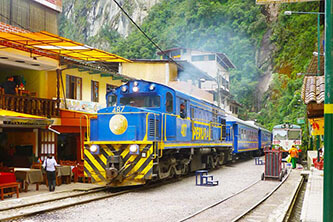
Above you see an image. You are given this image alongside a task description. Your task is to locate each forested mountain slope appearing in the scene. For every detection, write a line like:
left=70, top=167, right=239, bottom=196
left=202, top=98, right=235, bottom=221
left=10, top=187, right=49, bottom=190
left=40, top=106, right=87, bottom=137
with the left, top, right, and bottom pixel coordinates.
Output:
left=60, top=0, right=319, bottom=137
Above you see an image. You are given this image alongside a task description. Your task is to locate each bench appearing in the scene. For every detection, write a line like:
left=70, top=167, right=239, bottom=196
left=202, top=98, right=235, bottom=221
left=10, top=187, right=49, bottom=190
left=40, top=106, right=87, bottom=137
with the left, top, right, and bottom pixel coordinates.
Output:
left=0, top=182, right=20, bottom=200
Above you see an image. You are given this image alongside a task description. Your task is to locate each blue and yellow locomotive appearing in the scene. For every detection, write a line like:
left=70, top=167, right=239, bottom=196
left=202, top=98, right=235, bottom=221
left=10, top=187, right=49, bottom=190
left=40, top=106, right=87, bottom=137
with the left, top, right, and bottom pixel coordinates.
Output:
left=84, top=80, right=233, bottom=186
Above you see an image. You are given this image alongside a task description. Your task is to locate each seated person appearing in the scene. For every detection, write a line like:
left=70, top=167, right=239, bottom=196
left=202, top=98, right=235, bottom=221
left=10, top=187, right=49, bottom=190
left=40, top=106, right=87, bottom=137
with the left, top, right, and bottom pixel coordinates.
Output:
left=0, top=77, right=17, bottom=95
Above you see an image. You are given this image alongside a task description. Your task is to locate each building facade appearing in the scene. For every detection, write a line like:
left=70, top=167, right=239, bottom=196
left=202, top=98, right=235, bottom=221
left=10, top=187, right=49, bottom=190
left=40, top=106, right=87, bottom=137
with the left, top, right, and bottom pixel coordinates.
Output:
left=157, top=48, right=240, bottom=115
left=0, top=0, right=129, bottom=167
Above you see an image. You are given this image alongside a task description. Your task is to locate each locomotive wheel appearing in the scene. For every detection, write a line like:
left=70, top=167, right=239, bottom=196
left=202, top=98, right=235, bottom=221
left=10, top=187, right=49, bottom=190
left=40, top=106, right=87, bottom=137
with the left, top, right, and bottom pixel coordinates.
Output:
left=218, top=153, right=225, bottom=166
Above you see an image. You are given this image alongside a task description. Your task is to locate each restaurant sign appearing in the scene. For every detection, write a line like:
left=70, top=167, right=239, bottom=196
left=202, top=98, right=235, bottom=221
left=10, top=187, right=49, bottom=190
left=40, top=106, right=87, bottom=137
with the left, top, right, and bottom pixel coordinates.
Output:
left=256, top=0, right=319, bottom=4
left=32, top=0, right=62, bottom=12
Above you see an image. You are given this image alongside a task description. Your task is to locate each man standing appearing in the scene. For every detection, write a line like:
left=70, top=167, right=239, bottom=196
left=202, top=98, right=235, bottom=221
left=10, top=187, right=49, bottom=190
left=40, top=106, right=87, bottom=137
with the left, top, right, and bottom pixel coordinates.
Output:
left=289, top=145, right=299, bottom=169
left=43, top=155, right=58, bottom=192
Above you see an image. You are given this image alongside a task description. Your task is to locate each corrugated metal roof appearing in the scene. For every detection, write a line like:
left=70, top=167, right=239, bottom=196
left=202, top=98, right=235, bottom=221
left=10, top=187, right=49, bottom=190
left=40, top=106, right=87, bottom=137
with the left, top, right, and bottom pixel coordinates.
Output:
left=301, top=76, right=324, bottom=104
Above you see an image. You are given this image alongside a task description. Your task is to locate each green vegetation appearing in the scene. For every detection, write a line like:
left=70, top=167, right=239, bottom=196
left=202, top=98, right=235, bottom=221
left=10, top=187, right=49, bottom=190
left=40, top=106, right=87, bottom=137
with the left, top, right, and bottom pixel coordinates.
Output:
left=60, top=0, right=321, bottom=149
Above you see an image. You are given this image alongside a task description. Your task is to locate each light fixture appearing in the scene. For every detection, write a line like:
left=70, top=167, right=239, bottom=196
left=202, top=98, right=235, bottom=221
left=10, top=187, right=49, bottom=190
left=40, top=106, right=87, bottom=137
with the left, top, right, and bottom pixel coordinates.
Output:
left=133, top=86, right=139, bottom=92
left=133, top=81, right=139, bottom=86
left=89, top=144, right=99, bottom=154
left=313, top=51, right=325, bottom=56
left=121, top=85, right=128, bottom=92
left=149, top=84, right=155, bottom=91
left=284, top=11, right=292, bottom=15
left=129, top=144, right=139, bottom=155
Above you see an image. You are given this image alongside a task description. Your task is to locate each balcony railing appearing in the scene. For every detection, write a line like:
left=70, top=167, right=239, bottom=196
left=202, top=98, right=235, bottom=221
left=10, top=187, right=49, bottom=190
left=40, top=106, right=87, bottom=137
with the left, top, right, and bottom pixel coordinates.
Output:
left=0, top=94, right=60, bottom=117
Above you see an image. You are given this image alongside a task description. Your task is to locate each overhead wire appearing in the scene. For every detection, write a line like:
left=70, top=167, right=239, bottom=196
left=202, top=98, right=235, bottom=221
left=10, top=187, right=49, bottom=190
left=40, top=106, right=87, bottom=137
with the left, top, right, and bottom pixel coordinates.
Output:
left=112, top=0, right=182, bottom=68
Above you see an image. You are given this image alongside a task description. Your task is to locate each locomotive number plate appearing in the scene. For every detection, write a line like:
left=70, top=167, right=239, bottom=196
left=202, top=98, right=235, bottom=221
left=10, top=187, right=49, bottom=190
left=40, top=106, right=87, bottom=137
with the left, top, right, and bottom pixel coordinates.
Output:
left=112, top=106, right=125, bottom=113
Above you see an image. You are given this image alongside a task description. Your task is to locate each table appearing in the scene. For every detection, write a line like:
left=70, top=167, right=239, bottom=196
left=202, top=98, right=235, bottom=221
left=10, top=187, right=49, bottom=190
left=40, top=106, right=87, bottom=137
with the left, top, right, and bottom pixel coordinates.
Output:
left=14, top=168, right=43, bottom=192
left=0, top=172, right=16, bottom=184
left=56, top=166, right=72, bottom=185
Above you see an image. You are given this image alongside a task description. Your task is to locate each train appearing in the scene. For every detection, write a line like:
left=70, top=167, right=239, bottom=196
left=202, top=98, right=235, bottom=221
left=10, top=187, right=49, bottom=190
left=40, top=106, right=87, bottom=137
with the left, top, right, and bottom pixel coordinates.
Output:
left=272, top=124, right=302, bottom=151
left=84, top=80, right=272, bottom=187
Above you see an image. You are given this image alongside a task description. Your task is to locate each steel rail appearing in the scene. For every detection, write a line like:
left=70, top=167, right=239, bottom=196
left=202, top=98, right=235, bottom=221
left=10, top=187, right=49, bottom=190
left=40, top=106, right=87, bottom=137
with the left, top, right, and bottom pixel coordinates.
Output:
left=1, top=177, right=184, bottom=221
left=0, top=188, right=130, bottom=221
left=178, top=179, right=262, bottom=222
left=232, top=170, right=291, bottom=221
left=282, top=176, right=305, bottom=221
left=179, top=170, right=291, bottom=222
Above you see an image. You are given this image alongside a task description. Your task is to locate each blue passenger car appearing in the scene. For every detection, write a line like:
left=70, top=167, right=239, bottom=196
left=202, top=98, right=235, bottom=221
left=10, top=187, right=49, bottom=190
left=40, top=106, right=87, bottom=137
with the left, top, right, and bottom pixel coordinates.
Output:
left=226, top=115, right=272, bottom=156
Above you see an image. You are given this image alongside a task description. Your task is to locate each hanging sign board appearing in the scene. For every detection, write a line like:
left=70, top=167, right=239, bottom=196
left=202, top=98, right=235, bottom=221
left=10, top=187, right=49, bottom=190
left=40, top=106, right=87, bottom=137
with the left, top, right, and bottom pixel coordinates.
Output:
left=32, top=0, right=62, bottom=12
left=256, top=0, right=319, bottom=4
left=309, top=117, right=324, bottom=136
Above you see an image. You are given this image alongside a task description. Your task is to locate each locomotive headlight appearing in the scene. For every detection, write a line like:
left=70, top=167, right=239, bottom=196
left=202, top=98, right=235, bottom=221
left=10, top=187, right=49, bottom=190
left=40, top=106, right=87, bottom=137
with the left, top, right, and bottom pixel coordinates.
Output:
left=89, top=144, right=99, bottom=154
left=133, top=81, right=139, bottom=86
left=133, top=86, right=139, bottom=92
left=121, top=85, right=128, bottom=92
left=129, top=144, right=139, bottom=155
left=149, top=84, right=155, bottom=91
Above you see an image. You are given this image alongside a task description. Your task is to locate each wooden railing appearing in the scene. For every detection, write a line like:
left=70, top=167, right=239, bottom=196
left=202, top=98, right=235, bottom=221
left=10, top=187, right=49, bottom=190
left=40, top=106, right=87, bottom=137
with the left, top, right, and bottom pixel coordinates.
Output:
left=0, top=94, right=60, bottom=117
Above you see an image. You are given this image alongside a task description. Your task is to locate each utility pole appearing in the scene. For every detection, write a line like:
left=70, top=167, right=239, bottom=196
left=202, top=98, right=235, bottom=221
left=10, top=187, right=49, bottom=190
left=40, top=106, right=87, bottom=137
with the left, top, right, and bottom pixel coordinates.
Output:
left=324, top=0, right=333, bottom=220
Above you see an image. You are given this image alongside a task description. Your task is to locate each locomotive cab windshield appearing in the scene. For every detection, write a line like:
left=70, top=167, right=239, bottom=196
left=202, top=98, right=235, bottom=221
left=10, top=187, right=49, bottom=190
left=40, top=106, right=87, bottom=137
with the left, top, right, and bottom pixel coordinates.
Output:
left=120, top=95, right=160, bottom=108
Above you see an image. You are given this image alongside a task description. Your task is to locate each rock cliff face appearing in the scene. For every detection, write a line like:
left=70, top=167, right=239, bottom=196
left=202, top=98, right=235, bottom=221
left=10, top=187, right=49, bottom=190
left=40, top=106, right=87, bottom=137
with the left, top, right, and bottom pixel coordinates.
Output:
left=255, top=4, right=279, bottom=110
left=62, top=0, right=160, bottom=43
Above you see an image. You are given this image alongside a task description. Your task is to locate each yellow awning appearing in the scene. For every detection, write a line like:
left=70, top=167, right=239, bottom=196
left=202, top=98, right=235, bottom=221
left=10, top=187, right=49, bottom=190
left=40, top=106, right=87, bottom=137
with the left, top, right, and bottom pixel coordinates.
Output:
left=0, top=31, right=131, bottom=63
left=0, top=109, right=53, bottom=127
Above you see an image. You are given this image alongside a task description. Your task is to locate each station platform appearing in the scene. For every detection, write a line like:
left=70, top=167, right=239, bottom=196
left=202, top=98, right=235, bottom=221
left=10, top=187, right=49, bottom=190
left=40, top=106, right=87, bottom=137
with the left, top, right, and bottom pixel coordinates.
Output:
left=301, top=167, right=323, bottom=222
left=0, top=182, right=104, bottom=210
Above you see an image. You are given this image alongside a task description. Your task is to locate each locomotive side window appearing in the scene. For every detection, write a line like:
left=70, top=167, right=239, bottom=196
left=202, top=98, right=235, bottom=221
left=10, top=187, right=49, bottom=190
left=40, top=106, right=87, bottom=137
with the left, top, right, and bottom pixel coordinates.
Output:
left=107, top=95, right=117, bottom=107
left=166, top=92, right=173, bottom=113
left=179, top=100, right=187, bottom=118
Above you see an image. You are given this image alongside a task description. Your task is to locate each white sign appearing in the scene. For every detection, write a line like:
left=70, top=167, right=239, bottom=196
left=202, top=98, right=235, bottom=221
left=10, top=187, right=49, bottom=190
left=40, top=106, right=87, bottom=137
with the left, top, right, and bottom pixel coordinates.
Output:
left=32, top=0, right=62, bottom=12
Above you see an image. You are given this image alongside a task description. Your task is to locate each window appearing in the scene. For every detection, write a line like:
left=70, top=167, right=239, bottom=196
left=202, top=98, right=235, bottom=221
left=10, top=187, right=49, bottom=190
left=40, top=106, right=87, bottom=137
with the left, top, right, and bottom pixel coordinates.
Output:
left=66, top=75, right=82, bottom=100
left=91, top=80, right=99, bottom=102
left=106, top=84, right=117, bottom=93
left=166, top=92, right=173, bottom=113
left=107, top=95, right=117, bottom=107
left=120, top=95, right=160, bottom=108
left=208, top=54, right=215, bottom=60
left=7, top=0, right=58, bottom=34
left=191, top=55, right=205, bottom=61
left=171, top=50, right=181, bottom=58
left=179, top=99, right=187, bottom=118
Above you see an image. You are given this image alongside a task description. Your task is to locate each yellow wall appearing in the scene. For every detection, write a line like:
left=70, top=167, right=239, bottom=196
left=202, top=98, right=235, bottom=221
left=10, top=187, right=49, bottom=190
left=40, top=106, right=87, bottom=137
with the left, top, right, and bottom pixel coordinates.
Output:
left=121, top=62, right=178, bottom=84
left=0, top=68, right=55, bottom=98
left=60, top=68, right=123, bottom=106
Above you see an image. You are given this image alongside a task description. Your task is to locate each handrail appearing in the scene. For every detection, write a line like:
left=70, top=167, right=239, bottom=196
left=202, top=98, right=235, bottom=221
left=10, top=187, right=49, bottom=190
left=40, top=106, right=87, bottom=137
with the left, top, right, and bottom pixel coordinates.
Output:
left=0, top=94, right=59, bottom=117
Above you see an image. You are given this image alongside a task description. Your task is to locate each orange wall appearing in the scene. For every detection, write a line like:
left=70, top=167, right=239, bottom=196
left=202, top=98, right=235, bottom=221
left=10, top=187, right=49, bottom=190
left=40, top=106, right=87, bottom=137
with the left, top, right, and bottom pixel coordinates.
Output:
left=7, top=131, right=37, bottom=155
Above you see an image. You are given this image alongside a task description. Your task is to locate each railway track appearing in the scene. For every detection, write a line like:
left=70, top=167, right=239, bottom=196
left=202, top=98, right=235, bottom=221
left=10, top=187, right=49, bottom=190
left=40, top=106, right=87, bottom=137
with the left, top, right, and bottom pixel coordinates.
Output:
left=0, top=177, right=185, bottom=222
left=0, top=187, right=130, bottom=221
left=179, top=170, right=291, bottom=222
